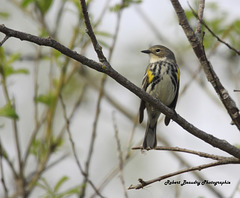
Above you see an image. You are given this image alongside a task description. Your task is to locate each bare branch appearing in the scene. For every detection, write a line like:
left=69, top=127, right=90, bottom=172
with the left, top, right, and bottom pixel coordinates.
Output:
left=132, top=146, right=228, bottom=161
left=0, top=139, right=9, bottom=197
left=59, top=95, right=84, bottom=174
left=1, top=25, right=240, bottom=159
left=80, top=76, right=104, bottom=198
left=189, top=4, right=240, bottom=56
left=195, top=0, right=205, bottom=39
left=80, top=0, right=109, bottom=65
left=135, top=6, right=167, bottom=43
left=157, top=136, right=225, bottom=198
left=0, top=65, right=25, bottom=196
left=0, top=142, right=18, bottom=178
left=170, top=0, right=240, bottom=130
left=59, top=95, right=105, bottom=198
left=0, top=35, right=9, bottom=46
left=112, top=112, right=129, bottom=198
left=128, top=158, right=240, bottom=190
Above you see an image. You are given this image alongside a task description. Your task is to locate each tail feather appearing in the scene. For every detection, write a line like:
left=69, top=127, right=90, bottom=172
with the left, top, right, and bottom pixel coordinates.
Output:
left=143, top=121, right=157, bottom=149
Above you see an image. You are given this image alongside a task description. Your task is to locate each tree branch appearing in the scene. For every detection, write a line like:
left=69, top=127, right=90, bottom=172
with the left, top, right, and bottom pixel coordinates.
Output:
left=128, top=157, right=240, bottom=190
left=195, top=0, right=205, bottom=39
left=1, top=24, right=240, bottom=159
left=59, top=95, right=105, bottom=198
left=0, top=140, right=9, bottom=197
left=189, top=5, right=240, bottom=56
left=112, top=112, right=129, bottom=198
left=132, top=146, right=227, bottom=161
left=0, top=35, right=9, bottom=46
left=170, top=0, right=240, bottom=130
left=80, top=0, right=109, bottom=65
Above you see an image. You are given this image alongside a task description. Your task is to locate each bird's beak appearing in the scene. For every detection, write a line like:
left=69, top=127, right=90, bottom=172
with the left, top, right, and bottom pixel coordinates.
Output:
left=141, top=49, right=151, bottom=54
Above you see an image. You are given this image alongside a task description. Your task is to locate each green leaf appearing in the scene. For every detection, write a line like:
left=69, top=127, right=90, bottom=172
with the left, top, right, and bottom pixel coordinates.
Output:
left=57, top=186, right=80, bottom=197
left=6, top=53, right=21, bottom=65
left=30, top=139, right=51, bottom=162
left=0, top=103, right=19, bottom=120
left=54, top=176, right=69, bottom=193
left=0, top=12, right=10, bottom=18
left=98, top=40, right=110, bottom=49
left=0, top=123, right=5, bottom=129
left=21, top=0, right=36, bottom=8
left=4, top=67, right=29, bottom=77
left=1, top=52, right=29, bottom=77
left=14, top=68, right=29, bottom=75
left=110, top=0, right=142, bottom=12
left=0, top=143, right=9, bottom=159
left=36, top=0, right=53, bottom=15
left=39, top=28, right=49, bottom=37
left=69, top=0, right=82, bottom=12
left=35, top=92, right=55, bottom=106
left=185, top=10, right=194, bottom=21
left=95, top=31, right=112, bottom=38
left=37, top=177, right=52, bottom=192
left=53, top=50, right=61, bottom=59
left=207, top=2, right=219, bottom=11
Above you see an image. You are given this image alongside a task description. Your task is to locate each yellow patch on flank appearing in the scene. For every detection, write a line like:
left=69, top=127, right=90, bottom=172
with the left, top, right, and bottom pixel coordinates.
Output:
left=177, top=67, right=180, bottom=82
left=147, top=69, right=154, bottom=83
left=102, top=65, right=106, bottom=69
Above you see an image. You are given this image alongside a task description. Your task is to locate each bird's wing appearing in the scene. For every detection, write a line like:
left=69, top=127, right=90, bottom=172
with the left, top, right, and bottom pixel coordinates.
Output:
left=165, top=66, right=180, bottom=125
left=139, top=65, right=153, bottom=123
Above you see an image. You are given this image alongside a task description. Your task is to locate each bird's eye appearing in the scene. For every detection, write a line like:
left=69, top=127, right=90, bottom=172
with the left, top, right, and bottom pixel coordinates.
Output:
left=155, top=49, right=161, bottom=52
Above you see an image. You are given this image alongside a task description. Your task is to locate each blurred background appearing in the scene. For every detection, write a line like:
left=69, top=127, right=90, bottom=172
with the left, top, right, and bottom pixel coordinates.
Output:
left=1, top=0, right=240, bottom=197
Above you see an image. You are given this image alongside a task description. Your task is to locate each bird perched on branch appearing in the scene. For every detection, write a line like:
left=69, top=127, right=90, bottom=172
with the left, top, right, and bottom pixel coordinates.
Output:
left=139, top=45, right=180, bottom=149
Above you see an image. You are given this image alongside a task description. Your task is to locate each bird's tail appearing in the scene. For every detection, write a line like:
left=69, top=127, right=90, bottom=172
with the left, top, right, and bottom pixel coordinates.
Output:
left=143, top=120, right=157, bottom=149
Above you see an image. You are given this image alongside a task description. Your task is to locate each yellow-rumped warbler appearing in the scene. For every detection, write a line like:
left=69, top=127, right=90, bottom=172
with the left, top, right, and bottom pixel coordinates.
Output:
left=139, top=45, right=180, bottom=149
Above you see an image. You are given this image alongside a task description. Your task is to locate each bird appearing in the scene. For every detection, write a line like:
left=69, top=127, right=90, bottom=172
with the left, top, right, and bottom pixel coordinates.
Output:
left=139, top=45, right=180, bottom=149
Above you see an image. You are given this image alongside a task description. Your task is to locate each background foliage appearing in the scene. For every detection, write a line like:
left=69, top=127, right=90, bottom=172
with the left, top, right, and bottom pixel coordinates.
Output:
left=1, top=0, right=240, bottom=197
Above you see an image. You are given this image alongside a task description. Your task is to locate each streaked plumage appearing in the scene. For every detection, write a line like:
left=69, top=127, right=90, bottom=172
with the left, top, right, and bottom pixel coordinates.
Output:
left=139, top=45, right=180, bottom=149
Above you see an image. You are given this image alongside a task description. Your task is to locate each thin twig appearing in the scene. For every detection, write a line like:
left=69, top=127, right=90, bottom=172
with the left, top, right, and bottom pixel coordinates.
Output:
left=90, top=151, right=138, bottom=198
left=157, top=136, right=225, bottom=198
left=112, top=112, right=129, bottom=198
left=189, top=3, right=240, bottom=56
left=26, top=154, right=68, bottom=182
left=59, top=95, right=85, bottom=174
left=80, top=0, right=125, bottom=196
left=0, top=142, right=17, bottom=178
left=11, top=99, right=25, bottom=197
left=80, top=0, right=109, bottom=64
left=59, top=95, right=105, bottom=198
left=80, top=72, right=105, bottom=198
left=52, top=0, right=66, bottom=38
left=0, top=35, right=9, bottom=46
left=170, top=0, right=240, bottom=130
left=0, top=139, right=9, bottom=197
left=56, top=83, right=87, bottom=141
left=128, top=157, right=240, bottom=190
left=94, top=0, right=111, bottom=28
left=25, top=25, right=84, bottom=196
left=195, top=0, right=205, bottom=39
left=135, top=6, right=167, bottom=43
left=0, top=67, right=25, bottom=196
left=23, top=111, right=47, bottom=163
left=23, top=48, right=45, bottom=164
left=132, top=146, right=229, bottom=161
